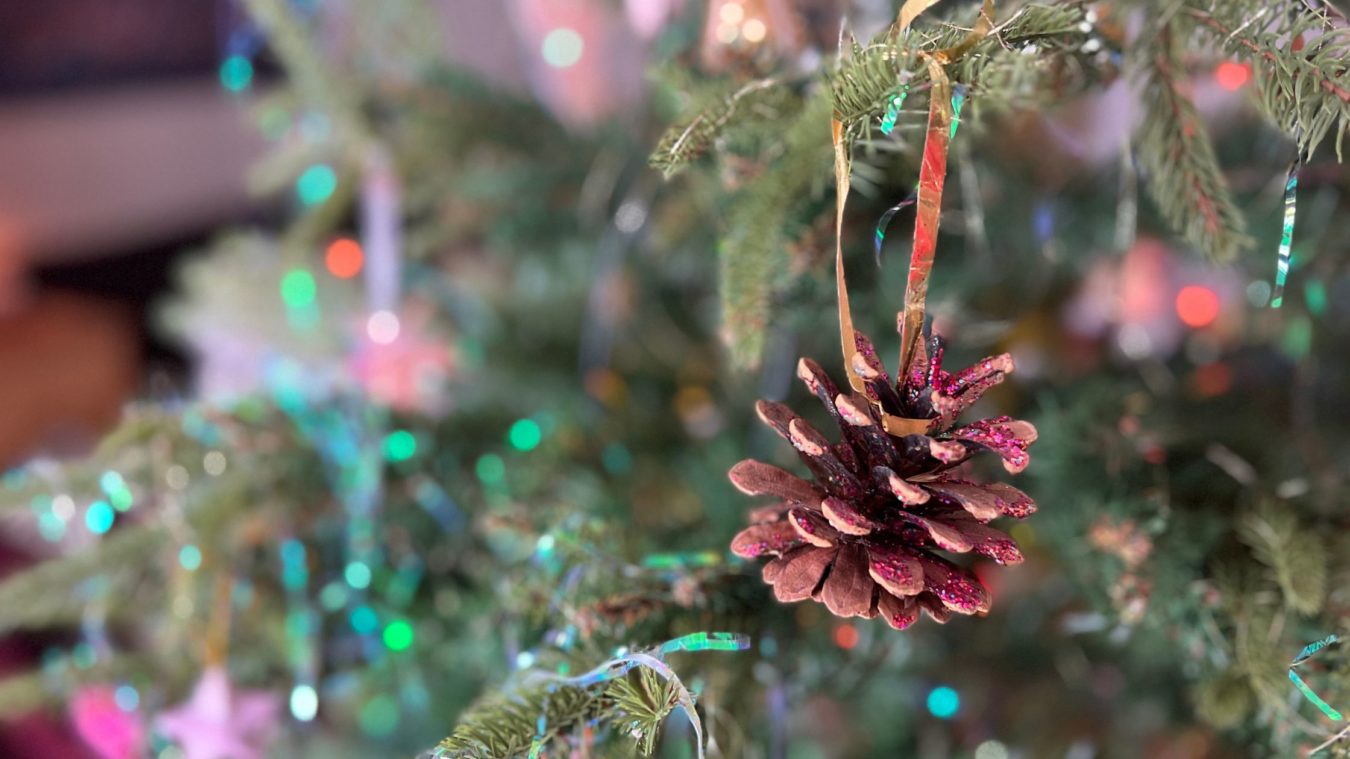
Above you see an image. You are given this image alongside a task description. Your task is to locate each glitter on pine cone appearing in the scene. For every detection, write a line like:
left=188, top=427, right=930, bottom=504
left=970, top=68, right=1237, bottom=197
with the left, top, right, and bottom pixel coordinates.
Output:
left=729, top=332, right=1037, bottom=630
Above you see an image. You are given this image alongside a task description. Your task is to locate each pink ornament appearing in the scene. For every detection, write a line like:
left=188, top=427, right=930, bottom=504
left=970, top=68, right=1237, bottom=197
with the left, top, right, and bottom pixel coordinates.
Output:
left=70, top=686, right=146, bottom=759
left=349, top=301, right=455, bottom=413
left=625, top=0, right=679, bottom=39
left=157, top=667, right=281, bottom=759
left=510, top=0, right=644, bottom=127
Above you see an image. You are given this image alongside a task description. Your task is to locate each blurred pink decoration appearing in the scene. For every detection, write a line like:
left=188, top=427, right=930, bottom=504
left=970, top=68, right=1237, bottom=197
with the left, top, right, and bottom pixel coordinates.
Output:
left=510, top=0, right=644, bottom=128
left=156, top=667, right=281, bottom=759
left=1062, top=238, right=1243, bottom=360
left=361, top=146, right=403, bottom=315
left=350, top=300, right=455, bottom=413
left=625, top=0, right=681, bottom=39
left=700, top=0, right=805, bottom=70
left=70, top=686, right=145, bottom=759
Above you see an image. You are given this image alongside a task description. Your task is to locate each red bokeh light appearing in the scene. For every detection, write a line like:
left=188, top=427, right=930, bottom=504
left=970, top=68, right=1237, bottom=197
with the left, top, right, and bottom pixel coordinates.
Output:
left=1215, top=61, right=1250, bottom=91
left=325, top=238, right=364, bottom=279
left=833, top=623, right=859, bottom=650
left=1176, top=285, right=1220, bottom=328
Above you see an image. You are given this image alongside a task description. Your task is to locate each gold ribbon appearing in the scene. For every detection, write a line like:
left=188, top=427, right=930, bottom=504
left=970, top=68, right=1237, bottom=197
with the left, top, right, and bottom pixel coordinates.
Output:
left=833, top=0, right=995, bottom=432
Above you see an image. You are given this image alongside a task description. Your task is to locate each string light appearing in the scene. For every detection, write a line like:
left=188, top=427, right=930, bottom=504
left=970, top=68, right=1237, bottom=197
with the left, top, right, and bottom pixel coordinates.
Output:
left=290, top=685, right=319, bottom=722
left=383, top=430, right=417, bottom=462
left=541, top=28, right=584, bottom=68
left=975, top=740, right=1009, bottom=759
left=366, top=310, right=400, bottom=344
left=508, top=418, right=542, bottom=452
left=179, top=544, right=203, bottom=571
left=281, top=270, right=317, bottom=308
left=113, top=685, right=140, bottom=712
left=1176, top=285, right=1220, bottom=328
left=296, top=164, right=337, bottom=206
left=344, top=561, right=372, bottom=590
left=832, top=623, right=859, bottom=650
left=475, top=454, right=505, bottom=485
left=358, top=696, right=399, bottom=738
left=325, top=238, right=364, bottom=278
left=1215, top=61, right=1250, bottom=91
left=350, top=605, right=379, bottom=634
left=219, top=55, right=254, bottom=93
left=927, top=685, right=960, bottom=719
left=85, top=501, right=115, bottom=535
left=742, top=18, right=767, bottom=42
left=203, top=451, right=227, bottom=476
left=382, top=620, right=414, bottom=651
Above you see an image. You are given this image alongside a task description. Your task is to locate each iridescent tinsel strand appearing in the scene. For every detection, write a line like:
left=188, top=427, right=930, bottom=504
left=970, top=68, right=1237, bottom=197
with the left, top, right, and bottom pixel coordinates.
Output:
left=1288, top=634, right=1343, bottom=721
left=875, top=86, right=968, bottom=265
left=1271, top=165, right=1298, bottom=308
left=520, top=632, right=750, bottom=759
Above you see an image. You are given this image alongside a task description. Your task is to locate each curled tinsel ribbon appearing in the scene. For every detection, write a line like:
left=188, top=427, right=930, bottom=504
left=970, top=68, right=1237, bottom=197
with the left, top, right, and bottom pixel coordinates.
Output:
left=524, top=632, right=749, bottom=759
left=1289, top=633, right=1344, bottom=722
left=431, top=633, right=749, bottom=759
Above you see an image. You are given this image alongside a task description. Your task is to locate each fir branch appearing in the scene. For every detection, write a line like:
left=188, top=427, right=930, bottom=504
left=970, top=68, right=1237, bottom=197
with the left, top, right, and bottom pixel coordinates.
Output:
left=606, top=668, right=682, bottom=756
left=1237, top=504, right=1327, bottom=616
left=435, top=675, right=604, bottom=758
left=719, top=90, right=832, bottom=368
left=433, top=660, right=682, bottom=758
left=1187, top=2, right=1350, bottom=160
left=0, top=524, right=165, bottom=634
left=0, top=672, right=47, bottom=718
left=1193, top=669, right=1255, bottom=729
left=650, top=79, right=799, bottom=178
left=830, top=4, right=1093, bottom=133
left=1135, top=38, right=1252, bottom=260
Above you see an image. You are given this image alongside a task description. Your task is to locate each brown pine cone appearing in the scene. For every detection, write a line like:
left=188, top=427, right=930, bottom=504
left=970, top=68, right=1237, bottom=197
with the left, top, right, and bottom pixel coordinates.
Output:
left=728, top=332, right=1037, bottom=629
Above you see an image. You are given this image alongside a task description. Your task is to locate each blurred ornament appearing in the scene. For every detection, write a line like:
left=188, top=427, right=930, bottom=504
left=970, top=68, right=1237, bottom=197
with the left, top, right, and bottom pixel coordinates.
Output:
left=1089, top=516, right=1155, bottom=625
left=729, top=334, right=1037, bottom=629
left=361, top=147, right=402, bottom=314
left=157, top=667, right=281, bottom=759
left=1063, top=239, right=1242, bottom=360
left=350, top=305, right=456, bottom=414
left=700, top=0, right=805, bottom=71
left=1088, top=516, right=1152, bottom=568
left=625, top=0, right=681, bottom=40
left=510, top=0, right=645, bottom=127
left=70, top=685, right=145, bottom=759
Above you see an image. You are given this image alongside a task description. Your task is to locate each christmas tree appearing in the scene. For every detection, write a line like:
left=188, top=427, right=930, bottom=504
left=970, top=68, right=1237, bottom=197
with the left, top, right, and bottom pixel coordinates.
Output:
left=1, top=0, right=1349, bottom=757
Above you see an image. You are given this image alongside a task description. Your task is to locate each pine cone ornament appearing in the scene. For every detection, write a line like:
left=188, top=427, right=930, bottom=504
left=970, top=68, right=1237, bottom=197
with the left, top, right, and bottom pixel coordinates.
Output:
left=729, top=332, right=1037, bottom=629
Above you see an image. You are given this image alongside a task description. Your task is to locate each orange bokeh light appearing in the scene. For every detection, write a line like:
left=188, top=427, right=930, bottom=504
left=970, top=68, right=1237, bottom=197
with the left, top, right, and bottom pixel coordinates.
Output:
left=325, top=238, right=364, bottom=279
left=1176, top=285, right=1220, bottom=328
left=833, top=623, right=859, bottom=650
left=1215, top=61, right=1250, bottom=91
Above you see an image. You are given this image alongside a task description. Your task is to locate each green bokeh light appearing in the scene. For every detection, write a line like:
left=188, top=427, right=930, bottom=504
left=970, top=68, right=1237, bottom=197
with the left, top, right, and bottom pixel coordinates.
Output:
left=1305, top=280, right=1328, bottom=315
left=85, top=501, right=114, bottom=535
left=280, top=269, right=317, bottom=308
left=358, top=695, right=399, bottom=738
left=179, top=544, right=203, bottom=571
left=296, top=164, right=337, bottom=206
left=475, top=454, right=505, bottom=484
left=382, top=620, right=414, bottom=651
left=344, top=561, right=372, bottom=589
left=383, top=430, right=417, bottom=462
left=219, top=55, right=254, bottom=92
left=508, top=418, right=542, bottom=451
